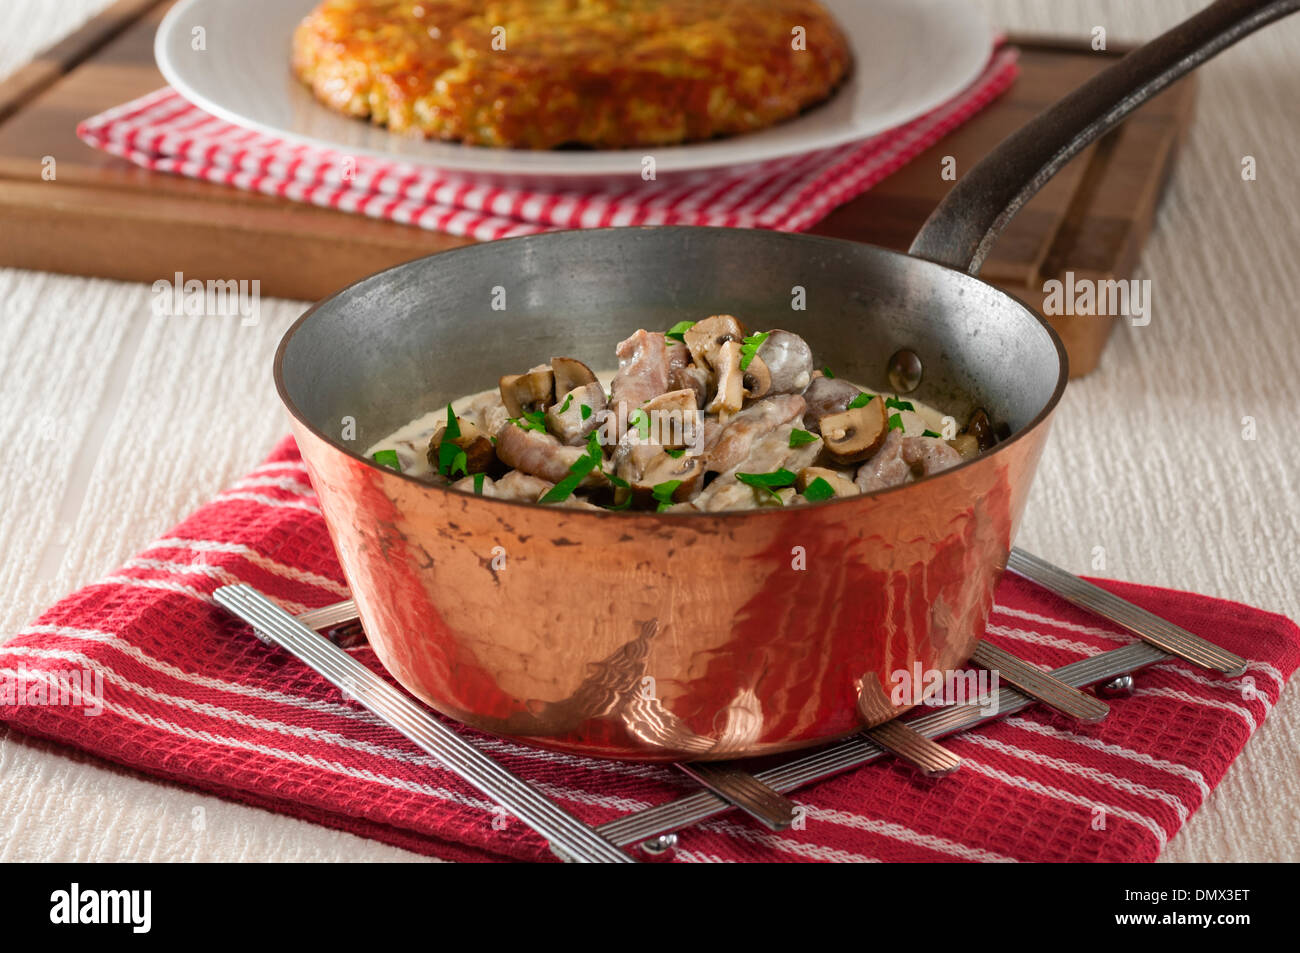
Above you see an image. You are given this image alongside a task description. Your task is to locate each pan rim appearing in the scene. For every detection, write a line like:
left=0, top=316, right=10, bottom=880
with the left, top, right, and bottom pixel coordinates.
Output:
left=273, top=225, right=1069, bottom=521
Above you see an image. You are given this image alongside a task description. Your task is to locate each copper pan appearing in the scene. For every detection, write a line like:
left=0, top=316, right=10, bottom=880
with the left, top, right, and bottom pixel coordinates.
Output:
left=274, top=0, right=1297, bottom=761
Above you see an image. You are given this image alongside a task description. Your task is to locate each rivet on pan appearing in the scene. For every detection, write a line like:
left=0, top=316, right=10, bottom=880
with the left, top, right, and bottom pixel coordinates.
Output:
left=1097, top=674, right=1136, bottom=698
left=640, top=833, right=678, bottom=856
left=887, top=349, right=923, bottom=394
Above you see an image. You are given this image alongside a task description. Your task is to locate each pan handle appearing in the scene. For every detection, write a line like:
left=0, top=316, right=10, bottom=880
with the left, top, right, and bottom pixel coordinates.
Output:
left=909, top=0, right=1300, bottom=274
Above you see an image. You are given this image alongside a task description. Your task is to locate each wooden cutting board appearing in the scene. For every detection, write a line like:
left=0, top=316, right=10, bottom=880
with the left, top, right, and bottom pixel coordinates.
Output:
left=0, top=0, right=1196, bottom=377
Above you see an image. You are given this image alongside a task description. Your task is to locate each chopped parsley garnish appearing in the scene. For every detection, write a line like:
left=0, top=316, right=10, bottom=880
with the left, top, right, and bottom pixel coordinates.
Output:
left=888, top=413, right=904, bottom=432
left=372, top=449, right=401, bottom=471
left=540, top=441, right=601, bottom=503
left=666, top=448, right=686, bottom=458
left=788, top=428, right=818, bottom=448
left=539, top=432, right=606, bottom=504
left=739, top=332, right=770, bottom=371
left=436, top=440, right=465, bottom=477
left=803, top=477, right=835, bottom=502
left=603, top=471, right=633, bottom=510
left=885, top=396, right=915, bottom=413
left=540, top=471, right=589, bottom=504
left=736, top=468, right=797, bottom=501
left=580, top=404, right=592, bottom=421
left=666, top=320, right=695, bottom=343
left=512, top=409, right=547, bottom=434
left=922, top=429, right=942, bottom=439
left=473, top=473, right=485, bottom=494
left=822, top=367, right=835, bottom=378
left=558, top=393, right=573, bottom=414
left=433, top=405, right=472, bottom=478
left=736, top=468, right=798, bottom=488
left=628, top=408, right=650, bottom=441
left=847, top=392, right=876, bottom=409
left=651, top=480, right=682, bottom=512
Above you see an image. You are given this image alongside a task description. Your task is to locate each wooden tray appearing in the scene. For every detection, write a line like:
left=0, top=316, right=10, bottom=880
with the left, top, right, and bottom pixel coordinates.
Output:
left=0, top=0, right=1197, bottom=377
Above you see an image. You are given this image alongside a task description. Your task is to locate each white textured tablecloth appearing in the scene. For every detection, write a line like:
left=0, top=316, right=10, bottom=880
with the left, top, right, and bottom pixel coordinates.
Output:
left=1, top=0, right=1297, bottom=863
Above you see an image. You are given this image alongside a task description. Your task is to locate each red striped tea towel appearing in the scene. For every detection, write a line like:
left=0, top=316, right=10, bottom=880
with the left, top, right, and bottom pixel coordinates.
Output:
left=75, top=48, right=1018, bottom=241
left=1, top=437, right=1297, bottom=863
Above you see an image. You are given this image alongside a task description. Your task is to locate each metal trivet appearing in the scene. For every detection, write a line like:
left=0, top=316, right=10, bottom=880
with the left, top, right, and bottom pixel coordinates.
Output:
left=215, top=546, right=1246, bottom=863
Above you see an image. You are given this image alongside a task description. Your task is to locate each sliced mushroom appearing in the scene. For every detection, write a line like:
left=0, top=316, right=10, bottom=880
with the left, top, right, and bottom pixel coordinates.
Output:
left=641, top=388, right=697, bottom=416
left=427, top=419, right=496, bottom=475
left=800, top=376, right=866, bottom=434
left=947, top=433, right=980, bottom=459
left=545, top=382, right=607, bottom=445
left=706, top=340, right=745, bottom=417
left=550, top=356, right=598, bottom=395
left=637, top=388, right=701, bottom=450
left=610, top=429, right=704, bottom=504
left=612, top=438, right=662, bottom=483
left=742, top=352, right=772, bottom=400
left=796, top=466, right=860, bottom=498
left=498, top=365, right=555, bottom=418
left=820, top=397, right=888, bottom=465
left=494, top=420, right=606, bottom=487
left=683, top=314, right=745, bottom=372
left=759, top=330, right=814, bottom=394
left=631, top=451, right=705, bottom=504
left=964, top=408, right=997, bottom=450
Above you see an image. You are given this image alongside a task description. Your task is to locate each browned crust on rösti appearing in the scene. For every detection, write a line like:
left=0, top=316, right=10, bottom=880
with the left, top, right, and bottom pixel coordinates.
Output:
left=291, top=0, right=853, bottom=149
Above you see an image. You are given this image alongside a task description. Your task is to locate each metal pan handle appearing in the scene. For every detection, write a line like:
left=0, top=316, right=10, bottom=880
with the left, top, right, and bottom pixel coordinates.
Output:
left=909, top=0, right=1300, bottom=274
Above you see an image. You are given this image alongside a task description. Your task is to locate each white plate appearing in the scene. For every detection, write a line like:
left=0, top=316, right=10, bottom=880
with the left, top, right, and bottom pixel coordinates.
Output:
left=155, top=0, right=992, bottom=179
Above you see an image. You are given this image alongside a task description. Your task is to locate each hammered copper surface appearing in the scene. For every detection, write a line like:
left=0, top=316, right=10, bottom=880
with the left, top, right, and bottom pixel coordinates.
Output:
left=291, top=405, right=1052, bottom=761
left=277, top=226, right=1065, bottom=761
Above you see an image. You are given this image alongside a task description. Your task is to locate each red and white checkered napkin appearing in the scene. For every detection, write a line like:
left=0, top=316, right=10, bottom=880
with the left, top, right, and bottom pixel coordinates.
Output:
left=1, top=436, right=1296, bottom=863
left=75, top=48, right=1018, bottom=241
